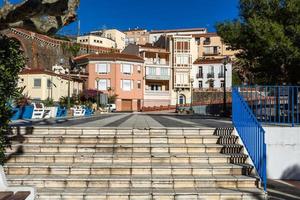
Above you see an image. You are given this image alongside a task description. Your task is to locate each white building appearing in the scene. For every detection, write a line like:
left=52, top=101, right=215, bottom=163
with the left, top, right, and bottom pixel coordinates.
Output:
left=192, top=58, right=232, bottom=90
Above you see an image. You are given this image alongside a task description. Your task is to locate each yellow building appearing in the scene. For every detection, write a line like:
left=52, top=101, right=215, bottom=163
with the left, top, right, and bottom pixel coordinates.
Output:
left=18, top=68, right=83, bottom=101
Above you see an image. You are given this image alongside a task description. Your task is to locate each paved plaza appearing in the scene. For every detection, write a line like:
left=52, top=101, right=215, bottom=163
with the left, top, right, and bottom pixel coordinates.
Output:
left=10, top=112, right=233, bottom=128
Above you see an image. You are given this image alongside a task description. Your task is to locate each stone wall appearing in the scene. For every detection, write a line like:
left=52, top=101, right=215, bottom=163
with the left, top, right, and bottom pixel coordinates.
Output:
left=1, top=28, right=116, bottom=70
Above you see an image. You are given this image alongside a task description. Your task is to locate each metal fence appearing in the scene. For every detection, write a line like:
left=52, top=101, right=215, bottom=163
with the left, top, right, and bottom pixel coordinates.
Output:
left=232, top=87, right=267, bottom=191
left=238, top=86, right=300, bottom=126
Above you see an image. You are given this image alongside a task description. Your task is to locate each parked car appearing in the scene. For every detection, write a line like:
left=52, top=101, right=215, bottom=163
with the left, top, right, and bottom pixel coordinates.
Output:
left=106, top=104, right=116, bottom=112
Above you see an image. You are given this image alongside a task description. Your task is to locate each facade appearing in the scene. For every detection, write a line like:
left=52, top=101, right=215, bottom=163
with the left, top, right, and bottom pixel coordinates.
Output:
left=149, top=28, right=207, bottom=44
left=77, top=34, right=117, bottom=49
left=18, top=68, right=83, bottom=101
left=168, top=35, right=197, bottom=105
left=75, top=53, right=144, bottom=111
left=192, top=58, right=232, bottom=90
left=77, top=29, right=126, bottom=50
left=123, top=44, right=172, bottom=107
left=124, top=29, right=150, bottom=45
left=191, top=33, right=238, bottom=59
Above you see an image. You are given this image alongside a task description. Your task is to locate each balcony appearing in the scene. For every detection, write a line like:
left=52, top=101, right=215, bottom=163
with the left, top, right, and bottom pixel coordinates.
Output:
left=174, top=83, right=191, bottom=88
left=207, top=73, right=215, bottom=78
left=145, top=59, right=169, bottom=66
left=218, top=73, right=225, bottom=78
left=203, top=41, right=211, bottom=45
left=196, top=73, right=203, bottom=79
left=145, top=75, right=170, bottom=81
left=203, top=52, right=220, bottom=56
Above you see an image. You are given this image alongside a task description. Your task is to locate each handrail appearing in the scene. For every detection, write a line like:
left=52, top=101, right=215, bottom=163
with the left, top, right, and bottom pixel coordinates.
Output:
left=232, top=87, right=267, bottom=191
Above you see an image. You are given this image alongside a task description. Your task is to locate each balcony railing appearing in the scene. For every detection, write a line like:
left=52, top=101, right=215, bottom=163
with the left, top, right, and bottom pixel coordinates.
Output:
left=196, top=73, right=203, bottom=79
left=203, top=52, right=220, bottom=56
left=145, top=75, right=170, bottom=81
left=145, top=90, right=170, bottom=96
left=218, top=73, right=224, bottom=78
left=207, top=73, right=215, bottom=78
left=145, top=60, right=169, bottom=66
left=203, top=41, right=211, bottom=45
left=174, top=83, right=191, bottom=88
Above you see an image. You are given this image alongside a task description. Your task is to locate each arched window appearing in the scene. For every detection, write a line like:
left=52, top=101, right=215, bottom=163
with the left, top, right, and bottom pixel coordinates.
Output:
left=179, top=95, right=186, bottom=105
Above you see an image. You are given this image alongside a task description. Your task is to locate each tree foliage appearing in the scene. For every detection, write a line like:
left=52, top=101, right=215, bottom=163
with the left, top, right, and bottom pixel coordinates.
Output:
left=0, top=35, right=25, bottom=164
left=216, top=0, right=300, bottom=84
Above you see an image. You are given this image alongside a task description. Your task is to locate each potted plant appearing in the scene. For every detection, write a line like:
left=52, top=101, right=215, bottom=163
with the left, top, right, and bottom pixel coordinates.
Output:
left=42, top=98, right=58, bottom=118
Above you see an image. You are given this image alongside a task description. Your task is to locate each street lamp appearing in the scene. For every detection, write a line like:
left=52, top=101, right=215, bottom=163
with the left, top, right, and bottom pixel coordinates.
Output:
left=190, top=78, right=194, bottom=112
left=96, top=78, right=100, bottom=110
left=222, top=56, right=230, bottom=117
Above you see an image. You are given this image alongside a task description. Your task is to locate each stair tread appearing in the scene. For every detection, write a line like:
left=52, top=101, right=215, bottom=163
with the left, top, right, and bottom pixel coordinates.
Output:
left=5, top=152, right=231, bottom=157
left=4, top=162, right=243, bottom=169
left=7, top=174, right=257, bottom=181
left=37, top=187, right=264, bottom=195
left=12, top=134, right=221, bottom=138
left=8, top=143, right=223, bottom=147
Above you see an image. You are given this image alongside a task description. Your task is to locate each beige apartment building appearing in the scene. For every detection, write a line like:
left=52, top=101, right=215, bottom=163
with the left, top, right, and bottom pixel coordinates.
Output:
left=192, top=32, right=237, bottom=58
left=19, top=68, right=83, bottom=101
left=77, top=29, right=126, bottom=50
left=124, top=29, right=149, bottom=45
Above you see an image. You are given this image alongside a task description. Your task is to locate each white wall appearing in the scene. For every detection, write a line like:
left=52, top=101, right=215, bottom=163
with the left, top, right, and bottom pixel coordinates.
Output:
left=264, top=126, right=300, bottom=180
left=192, top=63, right=232, bottom=89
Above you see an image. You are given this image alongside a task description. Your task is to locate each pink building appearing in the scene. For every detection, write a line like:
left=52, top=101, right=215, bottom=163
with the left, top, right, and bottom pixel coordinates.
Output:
left=75, top=53, right=144, bottom=111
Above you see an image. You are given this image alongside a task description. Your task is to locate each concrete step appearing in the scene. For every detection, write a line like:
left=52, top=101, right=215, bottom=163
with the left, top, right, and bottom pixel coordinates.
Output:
left=7, top=175, right=259, bottom=189
left=11, top=127, right=216, bottom=136
left=5, top=152, right=233, bottom=164
left=36, top=187, right=266, bottom=200
left=11, top=134, right=222, bottom=145
left=6, top=143, right=224, bottom=154
left=4, top=163, right=244, bottom=176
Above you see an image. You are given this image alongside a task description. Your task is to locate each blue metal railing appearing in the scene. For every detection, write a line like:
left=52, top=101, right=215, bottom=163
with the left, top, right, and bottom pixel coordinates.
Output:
left=239, top=85, right=300, bottom=126
left=232, top=87, right=267, bottom=191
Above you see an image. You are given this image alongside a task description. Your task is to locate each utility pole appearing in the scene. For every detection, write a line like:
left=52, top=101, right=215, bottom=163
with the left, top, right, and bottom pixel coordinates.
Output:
left=223, top=56, right=230, bottom=117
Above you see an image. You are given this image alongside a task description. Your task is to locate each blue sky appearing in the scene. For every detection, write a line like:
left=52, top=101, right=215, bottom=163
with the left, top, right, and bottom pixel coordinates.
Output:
left=1, top=0, right=239, bottom=35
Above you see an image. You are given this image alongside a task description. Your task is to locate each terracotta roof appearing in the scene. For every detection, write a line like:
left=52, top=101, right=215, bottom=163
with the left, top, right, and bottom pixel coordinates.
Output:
left=75, top=53, right=144, bottom=63
left=20, top=68, right=83, bottom=82
left=150, top=28, right=207, bottom=34
left=193, top=58, right=226, bottom=64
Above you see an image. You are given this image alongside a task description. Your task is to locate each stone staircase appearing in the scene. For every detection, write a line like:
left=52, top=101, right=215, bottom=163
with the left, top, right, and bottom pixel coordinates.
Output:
left=4, top=127, right=266, bottom=200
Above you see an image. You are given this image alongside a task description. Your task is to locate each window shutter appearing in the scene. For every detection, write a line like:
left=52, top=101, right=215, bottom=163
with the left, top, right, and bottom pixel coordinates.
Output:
left=95, top=80, right=98, bottom=89
left=131, top=80, right=134, bottom=89
left=95, top=64, right=98, bottom=73
left=120, top=64, right=123, bottom=73
left=120, top=80, right=123, bottom=89
left=131, top=65, right=133, bottom=74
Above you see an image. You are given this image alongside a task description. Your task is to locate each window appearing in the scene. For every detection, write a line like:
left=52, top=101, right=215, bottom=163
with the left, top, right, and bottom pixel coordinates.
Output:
left=176, top=55, right=190, bottom=65
left=203, top=37, right=211, bottom=45
left=160, top=68, right=168, bottom=76
left=137, top=80, right=141, bottom=89
left=122, top=79, right=132, bottom=91
left=47, top=79, right=51, bottom=88
left=198, top=81, right=203, bottom=88
left=122, top=64, right=132, bottom=75
left=150, top=84, right=162, bottom=91
left=137, top=65, right=141, bottom=73
left=97, top=79, right=110, bottom=91
left=34, top=78, right=41, bottom=88
left=96, top=63, right=110, bottom=74
left=221, top=80, right=225, bottom=88
left=148, top=67, right=156, bottom=75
